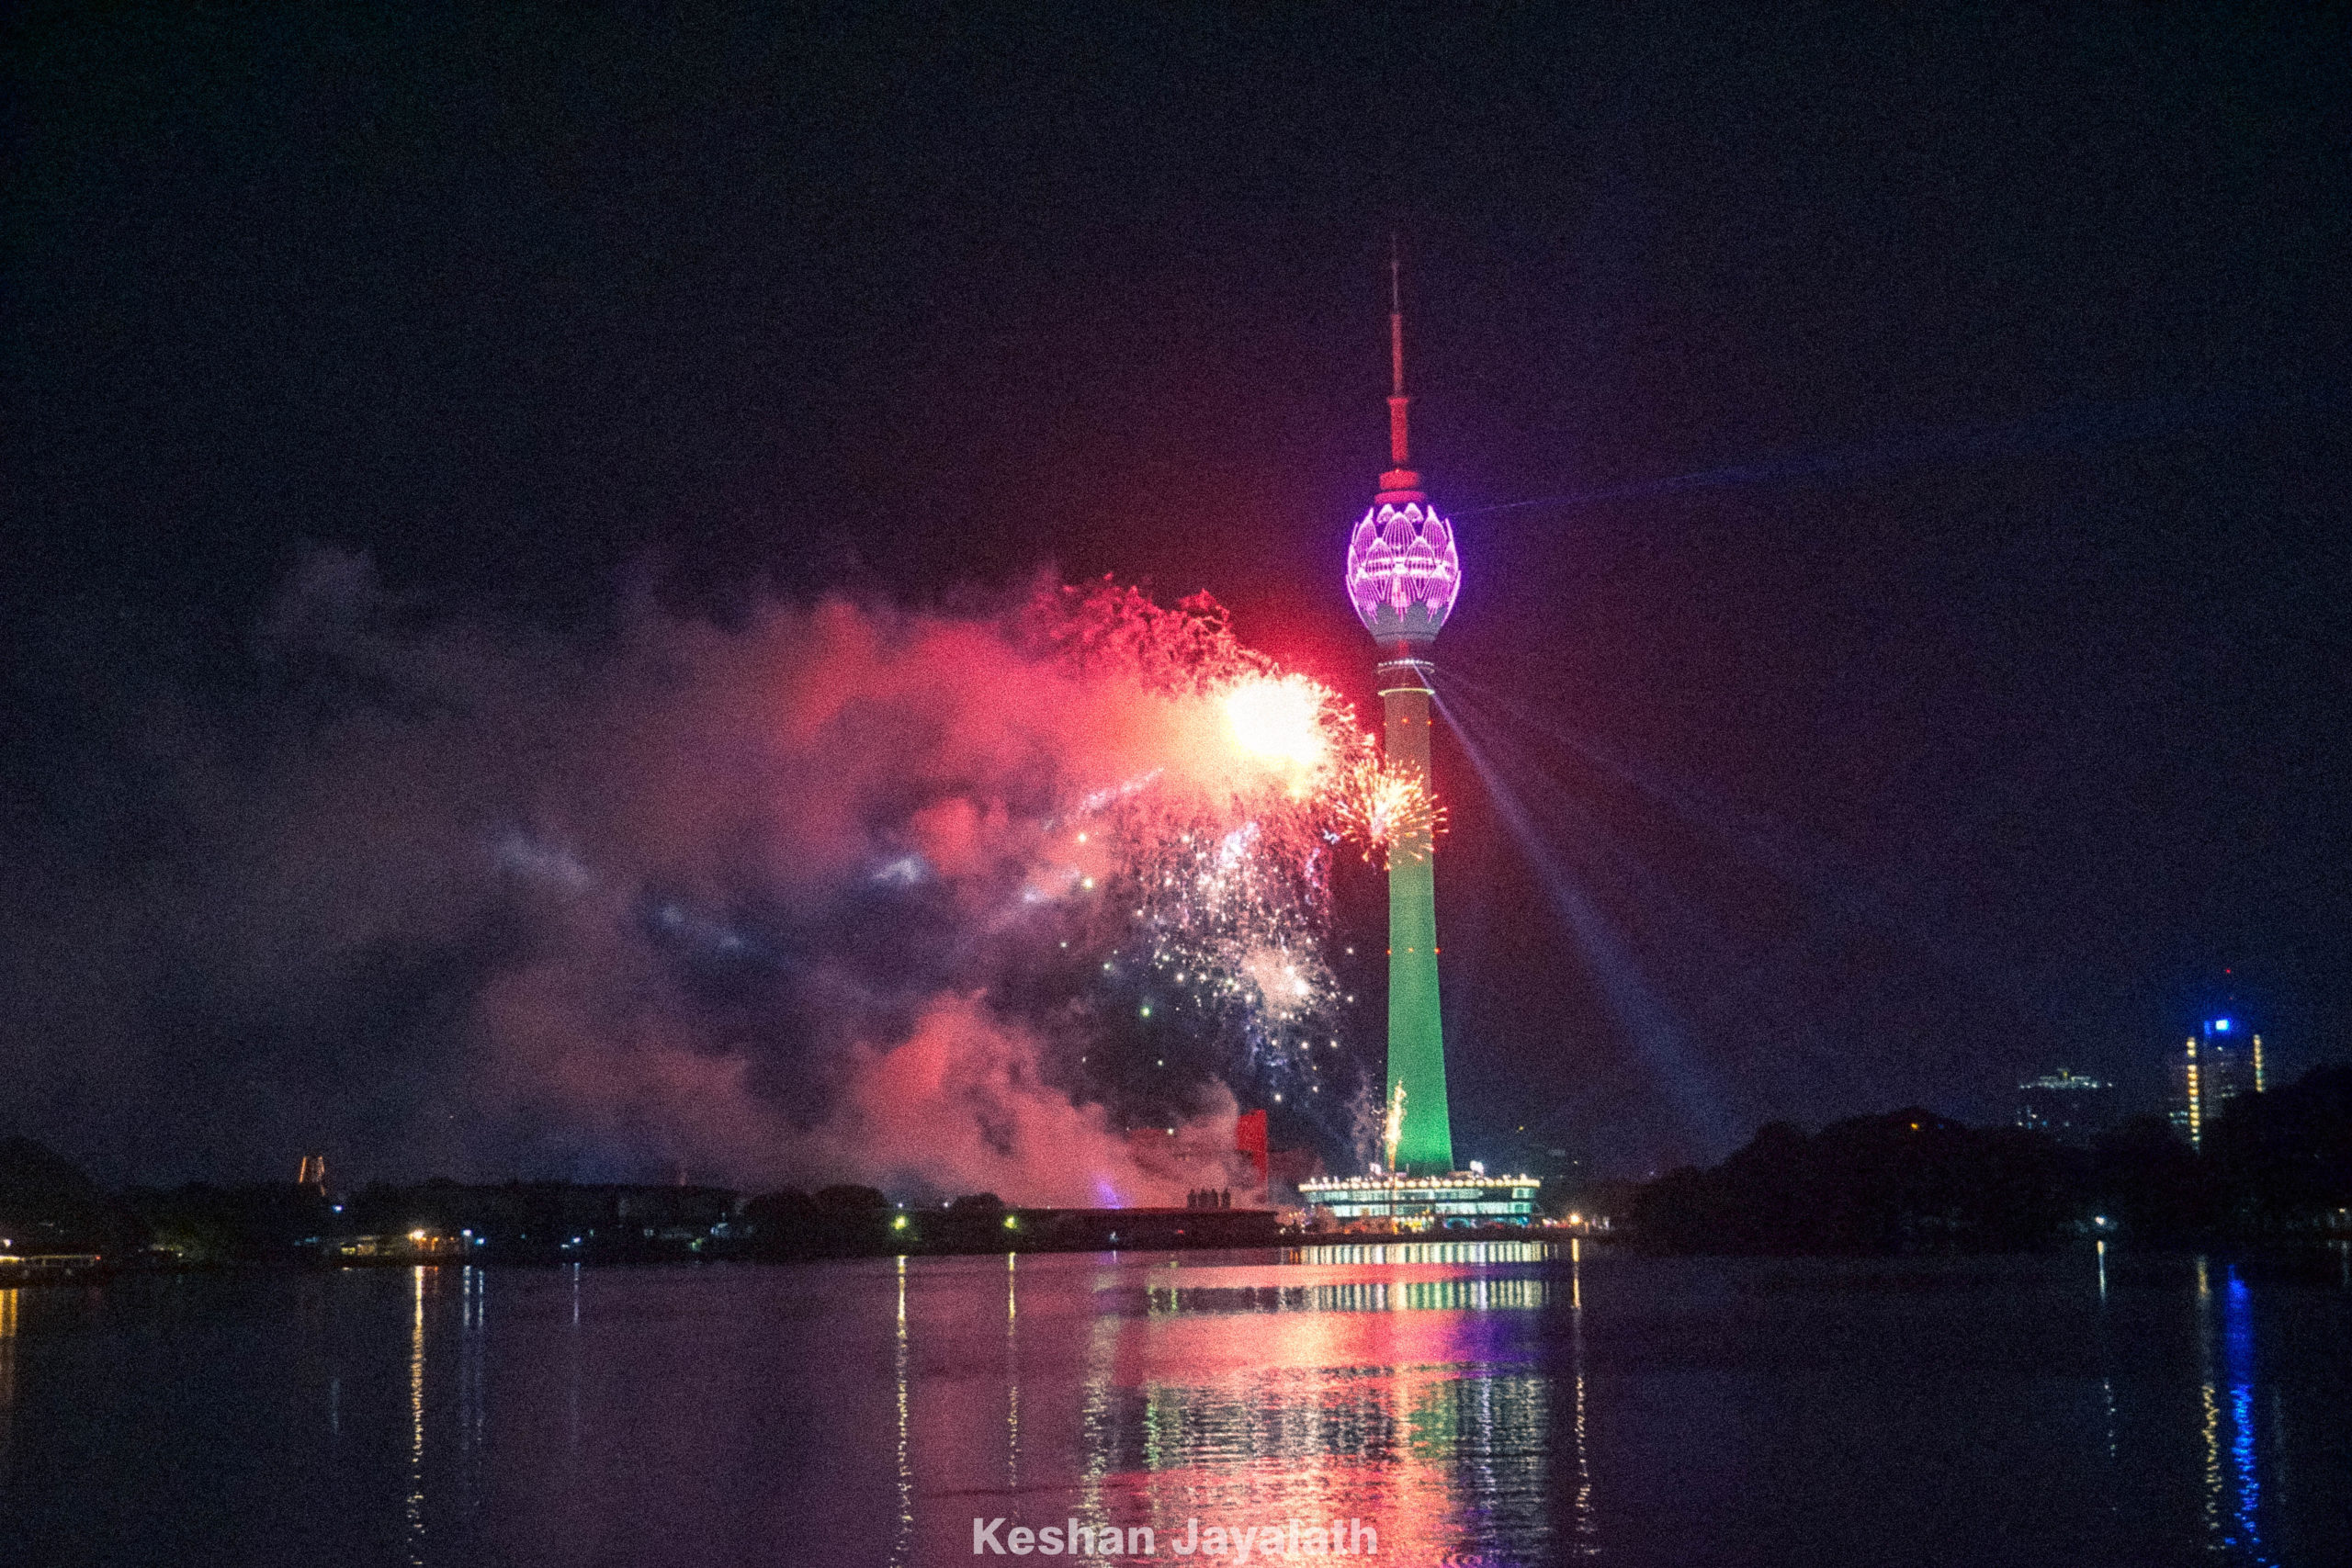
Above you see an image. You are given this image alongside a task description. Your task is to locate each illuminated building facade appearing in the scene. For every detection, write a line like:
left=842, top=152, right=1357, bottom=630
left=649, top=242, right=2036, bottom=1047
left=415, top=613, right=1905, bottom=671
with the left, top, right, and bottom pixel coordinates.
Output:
left=2013, top=1069, right=2120, bottom=1145
left=2169, top=1015, right=2263, bottom=1152
left=1343, top=254, right=1460, bottom=1175
left=1299, top=1170, right=1540, bottom=1228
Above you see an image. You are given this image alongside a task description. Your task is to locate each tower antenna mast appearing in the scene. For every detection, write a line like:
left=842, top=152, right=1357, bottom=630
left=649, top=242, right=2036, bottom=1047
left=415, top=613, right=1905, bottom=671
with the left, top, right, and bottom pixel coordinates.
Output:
left=1388, top=236, right=1410, bottom=468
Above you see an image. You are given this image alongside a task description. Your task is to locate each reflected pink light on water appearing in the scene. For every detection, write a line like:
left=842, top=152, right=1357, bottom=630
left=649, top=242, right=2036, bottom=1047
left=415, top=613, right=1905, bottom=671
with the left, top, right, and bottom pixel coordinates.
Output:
left=898, top=1247, right=1553, bottom=1563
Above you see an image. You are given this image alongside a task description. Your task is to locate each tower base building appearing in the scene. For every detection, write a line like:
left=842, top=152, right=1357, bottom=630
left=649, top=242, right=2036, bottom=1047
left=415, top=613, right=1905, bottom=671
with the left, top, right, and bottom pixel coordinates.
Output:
left=1298, top=1170, right=1541, bottom=1230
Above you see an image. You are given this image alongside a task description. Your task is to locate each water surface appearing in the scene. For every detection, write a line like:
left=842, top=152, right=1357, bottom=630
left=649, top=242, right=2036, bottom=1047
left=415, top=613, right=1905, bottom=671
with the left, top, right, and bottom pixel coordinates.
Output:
left=4, top=1241, right=2348, bottom=1566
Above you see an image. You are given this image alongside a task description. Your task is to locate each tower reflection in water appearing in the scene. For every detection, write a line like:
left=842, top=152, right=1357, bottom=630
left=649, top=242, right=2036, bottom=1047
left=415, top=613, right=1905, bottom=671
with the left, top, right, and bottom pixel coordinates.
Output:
left=909, top=1240, right=1560, bottom=1565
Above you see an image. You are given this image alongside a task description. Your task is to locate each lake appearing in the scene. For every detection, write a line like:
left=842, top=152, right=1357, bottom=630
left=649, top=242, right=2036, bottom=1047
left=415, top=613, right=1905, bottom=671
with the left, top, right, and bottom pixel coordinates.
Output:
left=3, top=1241, right=2347, bottom=1566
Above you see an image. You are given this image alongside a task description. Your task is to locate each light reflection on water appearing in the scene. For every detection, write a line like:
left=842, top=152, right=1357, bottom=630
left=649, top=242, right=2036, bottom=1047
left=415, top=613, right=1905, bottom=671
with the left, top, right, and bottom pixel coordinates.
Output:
left=1035, top=1253, right=1554, bottom=1566
left=0, top=1286, right=17, bottom=1489
left=404, top=1266, right=425, bottom=1567
left=894, top=1253, right=914, bottom=1568
left=2214, top=1264, right=2275, bottom=1568
left=0, top=1244, right=2347, bottom=1566
left=1567, top=1237, right=1597, bottom=1559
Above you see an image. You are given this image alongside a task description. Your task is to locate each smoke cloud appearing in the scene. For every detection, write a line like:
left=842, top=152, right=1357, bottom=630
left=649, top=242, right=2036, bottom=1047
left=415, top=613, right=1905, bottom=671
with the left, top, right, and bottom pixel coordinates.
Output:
left=3, top=551, right=1363, bottom=1201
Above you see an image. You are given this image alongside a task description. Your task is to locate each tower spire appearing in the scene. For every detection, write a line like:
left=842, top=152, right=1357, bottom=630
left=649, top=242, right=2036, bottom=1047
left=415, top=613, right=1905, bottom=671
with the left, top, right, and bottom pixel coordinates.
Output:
left=1387, top=236, right=1411, bottom=470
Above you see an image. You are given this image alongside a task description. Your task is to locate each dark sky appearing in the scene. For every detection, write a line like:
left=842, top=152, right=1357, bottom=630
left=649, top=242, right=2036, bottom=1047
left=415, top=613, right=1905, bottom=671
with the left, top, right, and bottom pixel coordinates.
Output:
left=7, top=6, right=2350, bottom=1181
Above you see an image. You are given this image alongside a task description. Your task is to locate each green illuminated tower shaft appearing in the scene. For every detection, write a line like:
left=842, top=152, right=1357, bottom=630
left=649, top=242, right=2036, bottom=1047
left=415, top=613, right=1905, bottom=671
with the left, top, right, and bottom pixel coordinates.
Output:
left=1378, top=649, right=1453, bottom=1173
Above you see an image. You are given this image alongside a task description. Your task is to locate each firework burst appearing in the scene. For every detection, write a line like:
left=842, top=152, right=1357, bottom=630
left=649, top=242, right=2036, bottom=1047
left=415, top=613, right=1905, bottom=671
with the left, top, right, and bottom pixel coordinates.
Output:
left=1012, top=586, right=1444, bottom=1101
left=1333, top=752, right=1446, bottom=867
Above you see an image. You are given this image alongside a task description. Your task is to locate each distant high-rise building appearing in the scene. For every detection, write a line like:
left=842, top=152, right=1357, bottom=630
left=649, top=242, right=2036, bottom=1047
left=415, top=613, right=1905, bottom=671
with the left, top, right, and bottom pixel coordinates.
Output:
left=296, top=1153, right=328, bottom=1192
left=2169, top=1016, right=2263, bottom=1151
left=2014, top=1070, right=2119, bottom=1145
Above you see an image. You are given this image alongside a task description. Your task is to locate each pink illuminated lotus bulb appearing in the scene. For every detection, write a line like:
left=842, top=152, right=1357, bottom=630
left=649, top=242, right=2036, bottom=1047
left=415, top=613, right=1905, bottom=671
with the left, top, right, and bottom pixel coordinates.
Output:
left=1344, top=501, right=1459, bottom=644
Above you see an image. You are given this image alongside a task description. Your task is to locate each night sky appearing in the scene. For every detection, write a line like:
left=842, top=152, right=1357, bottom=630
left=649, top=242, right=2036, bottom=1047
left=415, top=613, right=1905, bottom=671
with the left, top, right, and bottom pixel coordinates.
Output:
left=7, top=8, right=2349, bottom=1184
